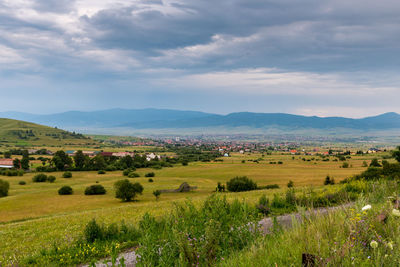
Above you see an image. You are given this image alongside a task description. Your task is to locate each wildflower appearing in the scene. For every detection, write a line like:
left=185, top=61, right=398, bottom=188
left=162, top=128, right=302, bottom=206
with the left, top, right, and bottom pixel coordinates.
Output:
left=370, top=240, right=378, bottom=249
left=392, top=209, right=400, bottom=217
left=387, top=242, right=394, bottom=250
left=362, top=205, right=371, bottom=211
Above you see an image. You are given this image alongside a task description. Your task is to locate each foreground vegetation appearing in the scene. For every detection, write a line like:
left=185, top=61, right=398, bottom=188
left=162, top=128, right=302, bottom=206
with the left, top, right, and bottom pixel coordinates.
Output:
left=0, top=149, right=397, bottom=265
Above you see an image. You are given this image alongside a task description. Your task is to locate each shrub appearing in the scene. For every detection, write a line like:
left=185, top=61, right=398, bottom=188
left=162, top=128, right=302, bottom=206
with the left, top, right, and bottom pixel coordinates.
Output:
left=226, top=176, right=257, bottom=192
left=258, top=184, right=280, bottom=190
left=83, top=219, right=141, bottom=244
left=32, top=173, right=47, bottom=182
left=148, top=178, right=154, bottom=182
left=256, top=194, right=270, bottom=215
left=0, top=179, right=10, bottom=197
left=362, top=161, right=368, bottom=167
left=342, top=162, right=349, bottom=168
left=85, top=184, right=106, bottom=195
left=153, top=190, right=161, bottom=200
left=145, top=172, right=155, bottom=177
left=114, top=179, right=143, bottom=202
left=287, top=180, right=294, bottom=188
left=47, top=175, right=56, bottom=183
left=62, top=172, right=72, bottom=178
left=216, top=182, right=225, bottom=192
left=84, top=219, right=103, bottom=243
left=98, top=170, right=106, bottom=174
left=19, top=181, right=26, bottom=185
left=324, top=175, right=335, bottom=185
left=58, top=186, right=73, bottom=195
left=128, top=172, right=140, bottom=178
left=123, top=169, right=131, bottom=176
left=369, top=158, right=381, bottom=167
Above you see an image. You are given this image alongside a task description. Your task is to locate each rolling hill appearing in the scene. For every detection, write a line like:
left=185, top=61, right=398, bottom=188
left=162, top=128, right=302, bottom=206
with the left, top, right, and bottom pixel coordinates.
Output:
left=0, top=118, right=95, bottom=146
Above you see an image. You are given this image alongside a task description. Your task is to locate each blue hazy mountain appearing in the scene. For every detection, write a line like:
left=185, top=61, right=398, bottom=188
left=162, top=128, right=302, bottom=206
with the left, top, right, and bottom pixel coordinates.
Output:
left=1, top=109, right=400, bottom=131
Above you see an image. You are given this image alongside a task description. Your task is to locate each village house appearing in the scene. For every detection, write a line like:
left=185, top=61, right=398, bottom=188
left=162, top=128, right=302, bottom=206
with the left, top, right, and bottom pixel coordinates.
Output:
left=112, top=152, right=135, bottom=158
left=146, top=153, right=160, bottom=161
left=0, top=159, right=14, bottom=169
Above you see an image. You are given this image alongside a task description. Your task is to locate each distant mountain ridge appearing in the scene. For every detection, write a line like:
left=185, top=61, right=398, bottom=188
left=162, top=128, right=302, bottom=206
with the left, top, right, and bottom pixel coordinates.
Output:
left=1, top=109, right=400, bottom=132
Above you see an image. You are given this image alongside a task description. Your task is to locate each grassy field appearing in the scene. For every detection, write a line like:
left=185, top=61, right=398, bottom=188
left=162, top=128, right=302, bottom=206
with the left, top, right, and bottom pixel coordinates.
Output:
left=0, top=152, right=388, bottom=264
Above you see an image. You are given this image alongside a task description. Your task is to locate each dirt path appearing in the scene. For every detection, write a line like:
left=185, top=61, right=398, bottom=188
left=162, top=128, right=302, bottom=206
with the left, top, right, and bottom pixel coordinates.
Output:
left=84, top=204, right=352, bottom=267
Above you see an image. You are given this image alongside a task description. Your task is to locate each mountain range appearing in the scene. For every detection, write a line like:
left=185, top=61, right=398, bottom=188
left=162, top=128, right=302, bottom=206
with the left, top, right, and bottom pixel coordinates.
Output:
left=1, top=109, right=400, bottom=134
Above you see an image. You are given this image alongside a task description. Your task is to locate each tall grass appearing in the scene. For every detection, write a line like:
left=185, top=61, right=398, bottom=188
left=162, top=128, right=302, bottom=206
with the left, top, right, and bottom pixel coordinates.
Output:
left=220, top=181, right=400, bottom=266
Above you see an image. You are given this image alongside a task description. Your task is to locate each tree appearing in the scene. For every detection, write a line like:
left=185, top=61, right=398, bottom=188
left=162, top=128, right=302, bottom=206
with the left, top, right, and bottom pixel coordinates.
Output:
left=91, top=155, right=106, bottom=170
left=119, top=155, right=134, bottom=169
left=74, top=150, right=86, bottom=170
left=226, top=176, right=257, bottom=192
left=324, top=175, right=335, bottom=185
left=0, top=179, right=10, bottom=197
left=21, top=150, right=30, bottom=170
left=52, top=151, right=72, bottom=171
left=393, top=146, right=400, bottom=162
left=4, top=151, right=11, bottom=159
left=369, top=158, right=381, bottom=167
left=13, top=158, right=21, bottom=169
left=153, top=190, right=161, bottom=200
left=114, top=179, right=143, bottom=202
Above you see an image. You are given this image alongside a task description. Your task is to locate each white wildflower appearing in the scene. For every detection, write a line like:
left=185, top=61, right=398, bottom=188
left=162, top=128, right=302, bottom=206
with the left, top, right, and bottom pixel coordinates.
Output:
left=370, top=240, right=378, bottom=249
left=392, top=209, right=400, bottom=217
left=362, top=205, right=371, bottom=211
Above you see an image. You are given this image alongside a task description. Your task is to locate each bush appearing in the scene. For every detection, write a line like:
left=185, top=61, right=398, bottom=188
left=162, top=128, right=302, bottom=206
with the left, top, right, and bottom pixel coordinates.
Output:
left=47, top=175, right=56, bottom=183
left=85, top=185, right=106, bottom=195
left=258, top=184, right=280, bottom=190
left=0, top=179, right=10, bottom=197
left=342, top=162, right=349, bottom=168
left=148, top=178, right=154, bottom=182
left=226, top=176, right=257, bottom=192
left=128, top=172, right=140, bottom=178
left=58, top=186, right=73, bottom=195
left=145, top=172, right=155, bottom=177
left=114, top=179, right=143, bottom=202
left=324, top=175, right=335, bottom=185
left=153, top=190, right=161, bottom=200
left=97, top=170, right=106, bottom=174
left=256, top=194, right=270, bottom=215
left=287, top=180, right=294, bottom=188
left=84, top=219, right=103, bottom=243
left=83, top=219, right=141, bottom=244
left=19, top=181, right=26, bottom=185
left=62, top=172, right=72, bottom=178
left=32, top=173, right=47, bottom=182
left=369, top=158, right=381, bottom=167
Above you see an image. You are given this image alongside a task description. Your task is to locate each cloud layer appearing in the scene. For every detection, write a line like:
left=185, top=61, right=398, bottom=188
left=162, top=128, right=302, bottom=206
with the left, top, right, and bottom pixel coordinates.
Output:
left=0, top=0, right=399, bottom=117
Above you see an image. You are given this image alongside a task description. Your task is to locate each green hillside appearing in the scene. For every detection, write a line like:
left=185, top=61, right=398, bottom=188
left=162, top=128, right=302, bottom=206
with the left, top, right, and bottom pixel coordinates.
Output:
left=0, top=118, right=96, bottom=147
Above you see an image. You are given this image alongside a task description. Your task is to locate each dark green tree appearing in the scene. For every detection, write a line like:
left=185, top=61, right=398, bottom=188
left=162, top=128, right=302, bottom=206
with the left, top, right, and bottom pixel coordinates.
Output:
left=4, top=151, right=11, bottom=159
left=21, top=150, right=30, bottom=170
left=74, top=150, right=86, bottom=170
left=114, top=179, right=143, bottom=202
left=91, top=155, right=106, bottom=170
left=52, top=151, right=72, bottom=171
left=392, top=146, right=400, bottom=163
left=13, top=158, right=21, bottom=169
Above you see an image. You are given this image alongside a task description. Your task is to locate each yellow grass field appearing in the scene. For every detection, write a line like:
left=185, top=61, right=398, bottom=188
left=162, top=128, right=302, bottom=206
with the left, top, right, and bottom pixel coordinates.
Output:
left=0, top=152, right=385, bottom=263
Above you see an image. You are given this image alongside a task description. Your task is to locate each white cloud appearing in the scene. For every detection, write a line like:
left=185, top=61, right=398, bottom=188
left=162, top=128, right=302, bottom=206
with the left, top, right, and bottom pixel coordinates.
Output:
left=157, top=68, right=398, bottom=96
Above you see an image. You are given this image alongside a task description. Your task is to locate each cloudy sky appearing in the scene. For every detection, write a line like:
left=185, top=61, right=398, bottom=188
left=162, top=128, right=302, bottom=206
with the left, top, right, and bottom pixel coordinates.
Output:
left=1, top=0, right=400, bottom=117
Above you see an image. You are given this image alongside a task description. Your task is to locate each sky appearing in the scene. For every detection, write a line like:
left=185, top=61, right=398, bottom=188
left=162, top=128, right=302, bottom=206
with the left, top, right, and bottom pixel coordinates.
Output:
left=1, top=0, right=400, bottom=118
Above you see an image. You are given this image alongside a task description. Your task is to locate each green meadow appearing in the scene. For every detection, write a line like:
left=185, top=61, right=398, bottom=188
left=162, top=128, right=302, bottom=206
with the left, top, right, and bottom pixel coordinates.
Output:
left=0, top=152, right=388, bottom=264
